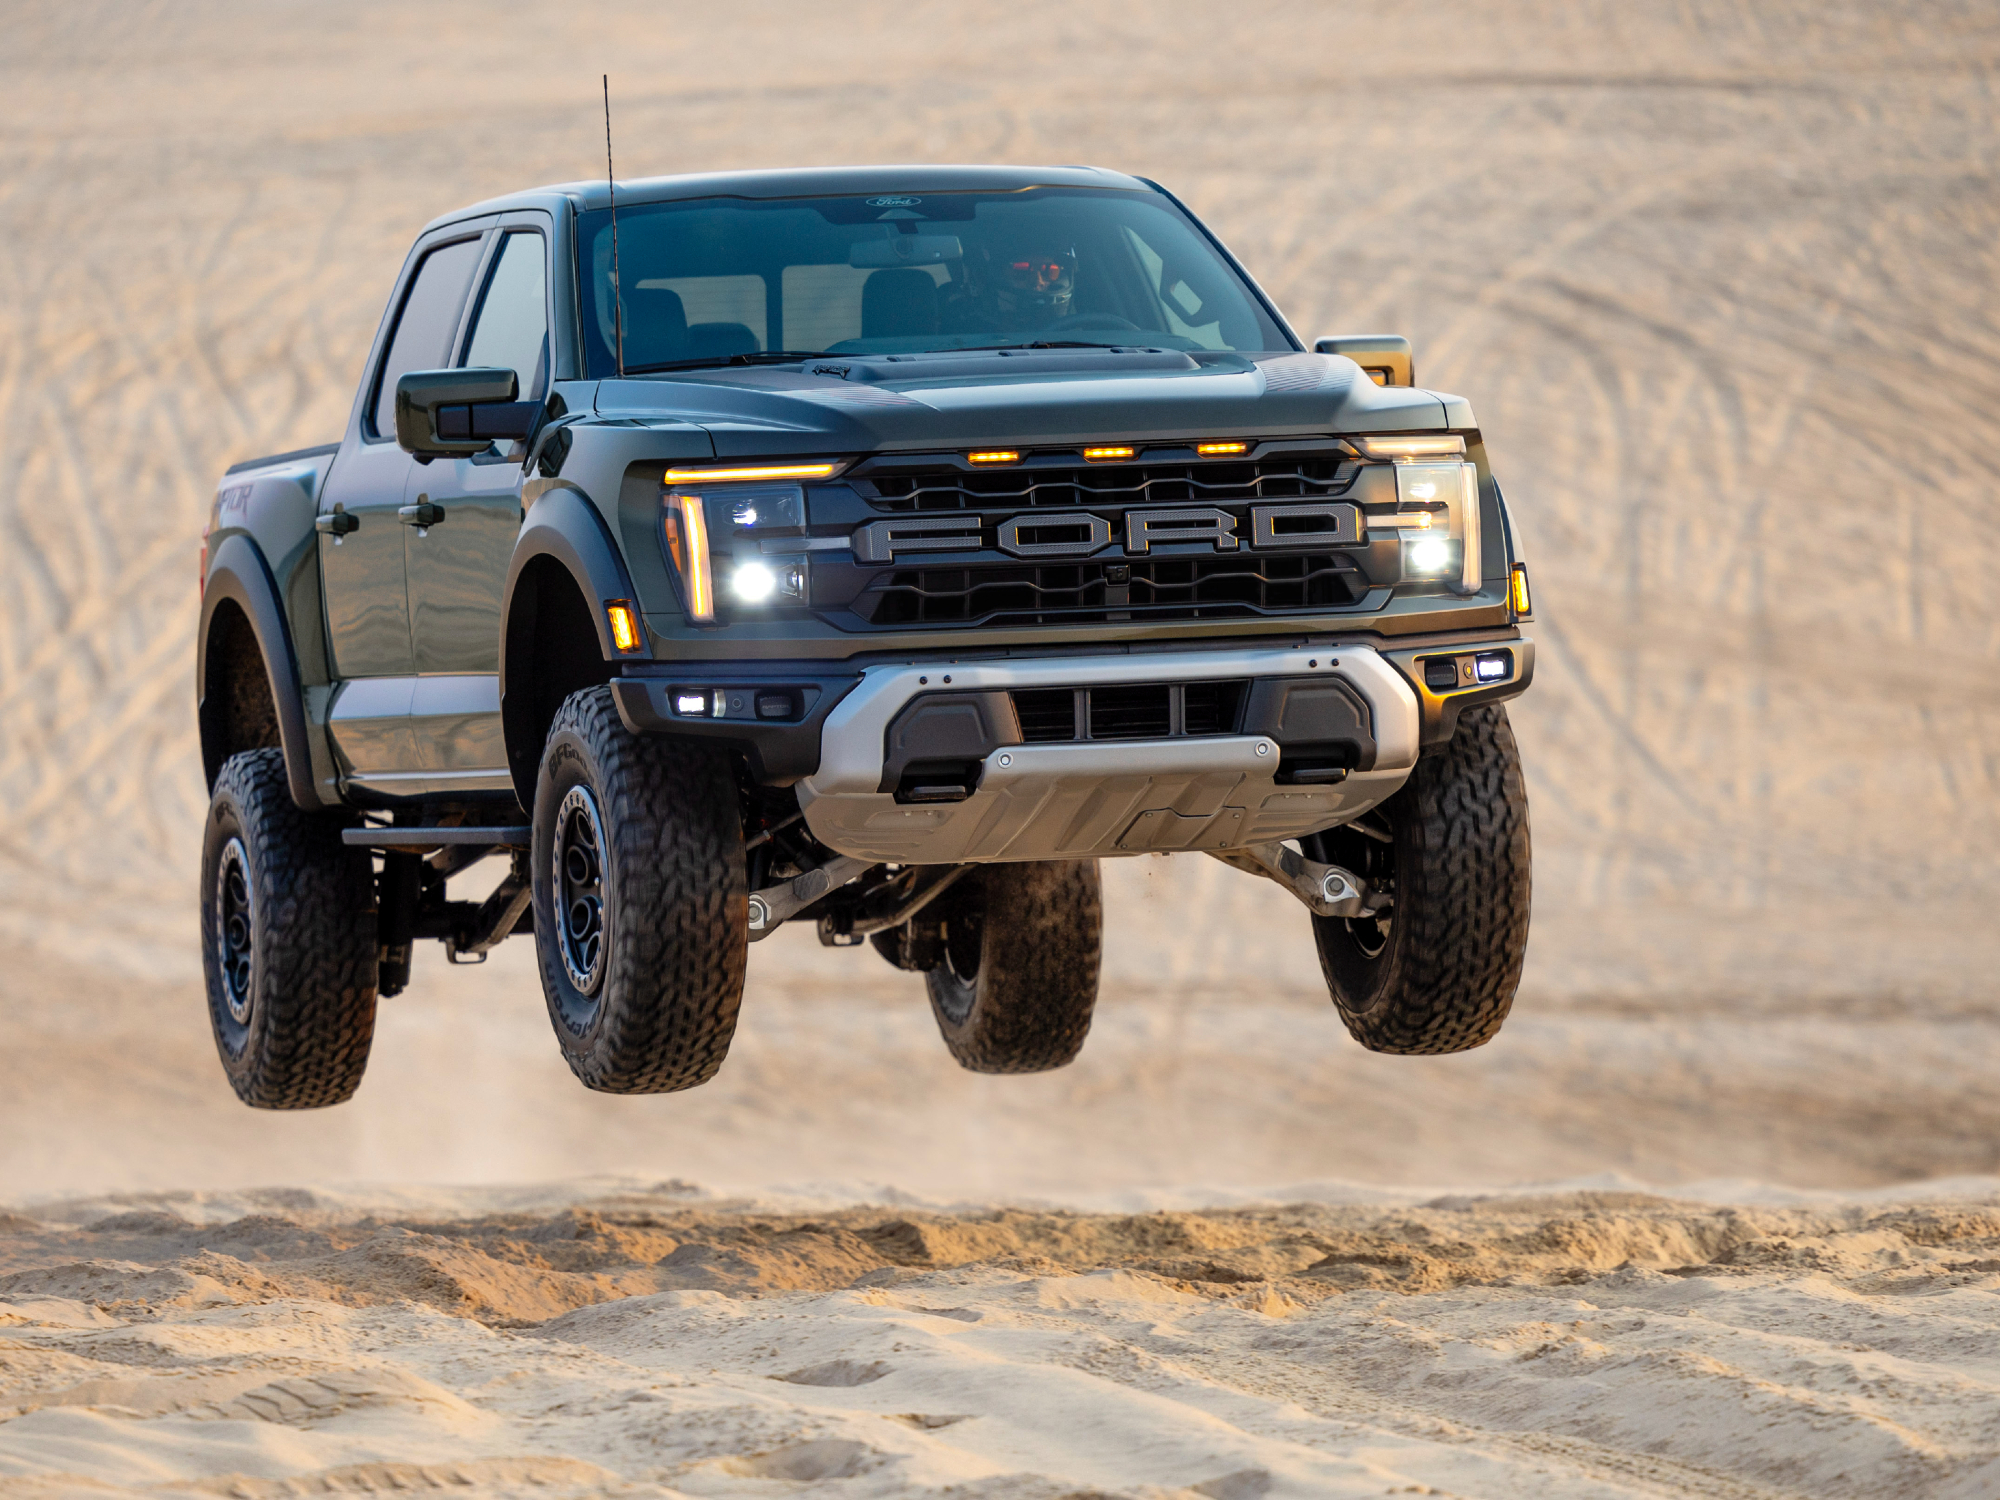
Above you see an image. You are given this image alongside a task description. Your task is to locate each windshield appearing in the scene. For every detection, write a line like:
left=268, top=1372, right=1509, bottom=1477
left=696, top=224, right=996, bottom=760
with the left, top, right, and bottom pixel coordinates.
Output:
left=577, top=186, right=1291, bottom=376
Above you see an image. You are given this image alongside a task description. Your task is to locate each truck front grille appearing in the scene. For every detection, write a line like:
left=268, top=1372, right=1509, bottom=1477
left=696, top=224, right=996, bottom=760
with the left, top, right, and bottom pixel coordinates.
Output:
left=852, top=553, right=1364, bottom=627
left=862, top=456, right=1347, bottom=512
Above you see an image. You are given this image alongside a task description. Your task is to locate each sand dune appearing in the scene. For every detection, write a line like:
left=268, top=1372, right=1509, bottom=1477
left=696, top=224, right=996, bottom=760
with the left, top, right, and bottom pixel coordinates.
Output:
left=8, top=1184, right=2000, bottom=1497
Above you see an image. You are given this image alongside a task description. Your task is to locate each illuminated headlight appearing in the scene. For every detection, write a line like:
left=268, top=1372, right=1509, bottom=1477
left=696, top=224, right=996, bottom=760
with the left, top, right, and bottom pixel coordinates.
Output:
left=1407, top=537, right=1453, bottom=574
left=727, top=559, right=805, bottom=605
left=731, top=562, right=778, bottom=602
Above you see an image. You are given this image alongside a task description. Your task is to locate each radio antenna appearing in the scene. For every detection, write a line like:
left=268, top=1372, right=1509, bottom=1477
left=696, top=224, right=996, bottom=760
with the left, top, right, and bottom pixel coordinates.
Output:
left=603, top=73, right=625, bottom=378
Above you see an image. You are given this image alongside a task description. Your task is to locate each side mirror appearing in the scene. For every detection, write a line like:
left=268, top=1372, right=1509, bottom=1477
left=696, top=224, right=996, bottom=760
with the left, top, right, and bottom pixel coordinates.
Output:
left=394, top=368, right=537, bottom=458
left=1314, top=335, right=1413, bottom=388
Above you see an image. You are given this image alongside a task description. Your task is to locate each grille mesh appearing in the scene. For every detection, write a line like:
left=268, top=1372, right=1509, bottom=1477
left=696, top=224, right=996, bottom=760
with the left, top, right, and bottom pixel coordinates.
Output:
left=856, top=554, right=1362, bottom=627
left=861, top=457, right=1347, bottom=512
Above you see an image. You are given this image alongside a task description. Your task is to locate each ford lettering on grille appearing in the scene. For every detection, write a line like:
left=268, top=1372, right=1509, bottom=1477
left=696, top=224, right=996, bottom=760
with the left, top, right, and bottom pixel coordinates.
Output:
left=851, top=502, right=1362, bottom=562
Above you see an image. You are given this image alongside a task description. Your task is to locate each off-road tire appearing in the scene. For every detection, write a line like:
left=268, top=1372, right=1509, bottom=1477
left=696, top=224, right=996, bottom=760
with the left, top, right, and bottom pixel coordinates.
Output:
left=200, top=748, right=378, bottom=1108
left=924, top=860, right=1102, bottom=1073
left=532, top=685, right=748, bottom=1093
left=1308, top=704, right=1531, bottom=1054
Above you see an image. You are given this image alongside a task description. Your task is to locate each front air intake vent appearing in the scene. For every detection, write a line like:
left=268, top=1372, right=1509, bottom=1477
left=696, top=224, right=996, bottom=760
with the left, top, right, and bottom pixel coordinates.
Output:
left=1088, top=685, right=1172, bottom=740
left=1004, top=681, right=1248, bottom=744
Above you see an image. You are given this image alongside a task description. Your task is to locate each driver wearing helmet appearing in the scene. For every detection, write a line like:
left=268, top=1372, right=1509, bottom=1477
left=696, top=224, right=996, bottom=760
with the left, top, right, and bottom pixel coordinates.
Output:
left=944, top=240, right=1078, bottom=334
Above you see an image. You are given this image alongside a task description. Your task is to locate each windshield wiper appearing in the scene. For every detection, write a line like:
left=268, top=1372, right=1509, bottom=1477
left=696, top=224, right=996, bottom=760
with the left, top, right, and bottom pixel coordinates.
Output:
left=623, top=351, right=831, bottom=374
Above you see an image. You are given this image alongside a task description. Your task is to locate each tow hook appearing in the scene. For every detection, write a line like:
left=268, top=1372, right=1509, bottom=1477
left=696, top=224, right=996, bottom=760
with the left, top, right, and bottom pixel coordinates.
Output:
left=1207, top=840, right=1388, bottom=920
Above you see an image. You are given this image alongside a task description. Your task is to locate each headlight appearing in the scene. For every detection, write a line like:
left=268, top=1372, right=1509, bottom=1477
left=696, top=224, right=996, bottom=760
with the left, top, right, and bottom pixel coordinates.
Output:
left=730, top=561, right=777, bottom=602
left=1384, top=458, right=1481, bottom=594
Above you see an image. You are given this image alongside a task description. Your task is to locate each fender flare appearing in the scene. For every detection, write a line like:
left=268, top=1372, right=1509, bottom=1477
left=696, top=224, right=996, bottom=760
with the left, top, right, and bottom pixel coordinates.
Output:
left=198, top=533, right=324, bottom=809
left=498, top=484, right=650, bottom=803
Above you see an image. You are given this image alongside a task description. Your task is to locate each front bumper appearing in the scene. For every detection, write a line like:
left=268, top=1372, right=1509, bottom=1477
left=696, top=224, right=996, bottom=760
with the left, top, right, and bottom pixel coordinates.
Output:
left=795, top=644, right=1422, bottom=863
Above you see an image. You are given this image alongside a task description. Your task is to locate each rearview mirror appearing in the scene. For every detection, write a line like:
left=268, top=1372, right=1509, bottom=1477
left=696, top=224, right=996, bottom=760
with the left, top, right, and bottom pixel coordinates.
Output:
left=1314, top=334, right=1413, bottom=388
left=849, top=234, right=963, bottom=269
left=394, top=367, right=537, bottom=458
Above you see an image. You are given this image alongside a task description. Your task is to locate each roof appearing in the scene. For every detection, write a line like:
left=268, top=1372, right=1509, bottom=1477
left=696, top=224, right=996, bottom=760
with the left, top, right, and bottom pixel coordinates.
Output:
left=422, top=164, right=1154, bottom=234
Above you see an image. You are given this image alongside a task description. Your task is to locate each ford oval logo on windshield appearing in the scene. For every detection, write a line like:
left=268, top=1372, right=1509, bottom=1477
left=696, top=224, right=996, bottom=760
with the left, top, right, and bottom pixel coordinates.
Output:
left=866, top=195, right=921, bottom=207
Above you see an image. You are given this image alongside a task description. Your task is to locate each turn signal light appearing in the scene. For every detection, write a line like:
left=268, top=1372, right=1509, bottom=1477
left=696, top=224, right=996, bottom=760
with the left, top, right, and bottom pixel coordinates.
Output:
left=1083, top=445, right=1136, bottom=462
left=663, top=462, right=844, bottom=484
left=1196, top=441, right=1249, bottom=456
left=968, top=450, right=1021, bottom=465
left=604, top=600, right=642, bottom=653
left=1511, top=562, right=1533, bottom=617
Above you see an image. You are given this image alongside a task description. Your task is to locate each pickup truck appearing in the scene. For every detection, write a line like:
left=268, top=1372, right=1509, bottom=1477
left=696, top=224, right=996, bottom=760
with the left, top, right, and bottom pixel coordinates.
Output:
left=196, top=165, right=1534, bottom=1109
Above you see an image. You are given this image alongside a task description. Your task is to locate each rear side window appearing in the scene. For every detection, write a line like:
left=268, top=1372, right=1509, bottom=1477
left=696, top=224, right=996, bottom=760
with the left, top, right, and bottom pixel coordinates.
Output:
left=463, top=232, right=549, bottom=401
left=370, top=236, right=484, bottom=438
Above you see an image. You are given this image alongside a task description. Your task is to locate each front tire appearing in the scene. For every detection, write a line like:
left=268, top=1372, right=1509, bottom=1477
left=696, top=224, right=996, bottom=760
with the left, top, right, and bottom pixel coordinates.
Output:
left=923, top=861, right=1102, bottom=1073
left=532, top=686, right=748, bottom=1093
left=200, top=749, right=378, bottom=1108
left=1307, top=704, right=1531, bottom=1054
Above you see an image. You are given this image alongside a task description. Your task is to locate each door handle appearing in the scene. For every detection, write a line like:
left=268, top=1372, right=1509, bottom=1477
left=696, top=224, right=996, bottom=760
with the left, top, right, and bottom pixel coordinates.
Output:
left=315, top=504, right=359, bottom=536
left=398, top=500, right=444, bottom=527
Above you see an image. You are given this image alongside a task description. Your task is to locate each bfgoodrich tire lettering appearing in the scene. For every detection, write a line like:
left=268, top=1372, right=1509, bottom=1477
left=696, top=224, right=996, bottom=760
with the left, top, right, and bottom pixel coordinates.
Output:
left=200, top=748, right=378, bottom=1108
left=532, top=685, right=748, bottom=1093
left=924, top=860, right=1102, bottom=1073
left=1308, top=704, right=1531, bottom=1054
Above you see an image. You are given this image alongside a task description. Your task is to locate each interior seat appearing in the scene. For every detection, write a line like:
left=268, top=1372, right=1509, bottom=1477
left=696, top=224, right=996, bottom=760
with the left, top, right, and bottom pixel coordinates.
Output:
left=622, top=287, right=688, bottom=368
left=861, top=269, right=940, bottom=339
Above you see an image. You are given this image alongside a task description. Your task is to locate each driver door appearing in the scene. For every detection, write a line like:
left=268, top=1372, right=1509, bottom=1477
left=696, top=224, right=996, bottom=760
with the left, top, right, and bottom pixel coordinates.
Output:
left=402, top=220, right=551, bottom=792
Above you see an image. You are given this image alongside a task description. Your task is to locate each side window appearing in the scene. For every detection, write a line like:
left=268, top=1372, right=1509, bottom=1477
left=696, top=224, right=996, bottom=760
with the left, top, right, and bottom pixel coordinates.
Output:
left=463, top=232, right=549, bottom=400
left=369, top=235, right=485, bottom=439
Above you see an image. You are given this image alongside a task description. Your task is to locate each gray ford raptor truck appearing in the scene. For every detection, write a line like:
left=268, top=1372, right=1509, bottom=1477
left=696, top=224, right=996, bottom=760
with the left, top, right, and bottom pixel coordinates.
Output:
left=196, top=165, right=1534, bottom=1108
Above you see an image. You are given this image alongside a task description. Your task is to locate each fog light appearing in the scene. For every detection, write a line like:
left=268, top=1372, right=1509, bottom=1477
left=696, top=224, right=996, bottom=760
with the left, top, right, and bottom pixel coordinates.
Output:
left=1475, top=654, right=1510, bottom=682
left=1409, top=537, right=1451, bottom=573
left=730, top=562, right=777, bottom=602
left=674, top=691, right=709, bottom=716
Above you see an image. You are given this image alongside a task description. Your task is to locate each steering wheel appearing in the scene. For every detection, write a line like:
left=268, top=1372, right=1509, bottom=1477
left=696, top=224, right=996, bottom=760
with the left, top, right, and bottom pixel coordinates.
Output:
left=1041, top=313, right=1141, bottom=334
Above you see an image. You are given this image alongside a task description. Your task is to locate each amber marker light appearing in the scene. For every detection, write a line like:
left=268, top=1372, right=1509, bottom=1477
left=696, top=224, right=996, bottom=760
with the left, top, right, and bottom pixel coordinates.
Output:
left=1083, top=446, right=1136, bottom=462
left=1354, top=435, right=1467, bottom=461
left=604, top=600, right=643, bottom=653
left=663, top=461, right=845, bottom=484
left=1511, top=562, right=1533, bottom=617
left=967, top=450, right=1021, bottom=465
left=1196, top=441, right=1249, bottom=456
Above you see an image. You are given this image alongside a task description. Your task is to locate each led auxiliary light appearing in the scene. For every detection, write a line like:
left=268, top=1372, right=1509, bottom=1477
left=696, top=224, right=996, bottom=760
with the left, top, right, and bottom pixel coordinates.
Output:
left=967, top=450, right=1021, bottom=465
left=1197, top=441, right=1250, bottom=456
left=1083, top=446, right=1136, bottom=462
left=674, top=691, right=709, bottom=716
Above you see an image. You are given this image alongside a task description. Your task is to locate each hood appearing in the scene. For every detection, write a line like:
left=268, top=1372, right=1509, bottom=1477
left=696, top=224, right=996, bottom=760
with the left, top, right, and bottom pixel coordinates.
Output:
left=590, top=350, right=1472, bottom=457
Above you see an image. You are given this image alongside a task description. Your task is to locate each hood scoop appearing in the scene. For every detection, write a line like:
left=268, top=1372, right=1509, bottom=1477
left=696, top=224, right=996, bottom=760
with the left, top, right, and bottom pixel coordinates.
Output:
left=807, top=347, right=1202, bottom=384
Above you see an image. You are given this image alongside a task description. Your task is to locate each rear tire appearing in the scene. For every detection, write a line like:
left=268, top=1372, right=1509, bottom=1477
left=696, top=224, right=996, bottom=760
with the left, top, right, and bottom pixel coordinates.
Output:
left=1307, top=704, right=1531, bottom=1054
left=923, top=861, right=1102, bottom=1073
left=200, top=749, right=378, bottom=1108
left=532, top=686, right=748, bottom=1094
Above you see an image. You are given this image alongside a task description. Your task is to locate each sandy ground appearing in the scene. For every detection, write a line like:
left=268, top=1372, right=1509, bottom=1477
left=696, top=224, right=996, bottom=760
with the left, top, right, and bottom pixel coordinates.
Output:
left=3, top=0, right=2000, bottom=1493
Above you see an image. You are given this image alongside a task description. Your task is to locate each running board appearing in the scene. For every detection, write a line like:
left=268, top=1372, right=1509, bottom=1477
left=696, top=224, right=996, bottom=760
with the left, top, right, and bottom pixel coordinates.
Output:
left=343, top=826, right=531, bottom=848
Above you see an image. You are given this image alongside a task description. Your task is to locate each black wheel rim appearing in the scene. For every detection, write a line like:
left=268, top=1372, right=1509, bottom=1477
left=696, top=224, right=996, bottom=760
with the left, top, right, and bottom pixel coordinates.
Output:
left=215, top=836, right=256, bottom=1026
left=1310, top=812, right=1396, bottom=962
left=554, top=785, right=609, bottom=995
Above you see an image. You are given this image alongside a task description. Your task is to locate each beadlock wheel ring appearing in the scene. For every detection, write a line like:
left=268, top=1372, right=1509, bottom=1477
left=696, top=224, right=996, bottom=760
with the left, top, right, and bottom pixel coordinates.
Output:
left=554, top=785, right=610, bottom=995
left=215, top=836, right=256, bottom=1026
